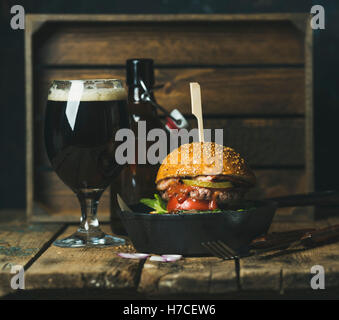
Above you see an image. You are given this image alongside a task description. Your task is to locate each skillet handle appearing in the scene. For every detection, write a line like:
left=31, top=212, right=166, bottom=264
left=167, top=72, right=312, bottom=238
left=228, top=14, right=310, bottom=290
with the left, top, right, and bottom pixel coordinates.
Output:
left=267, top=190, right=339, bottom=208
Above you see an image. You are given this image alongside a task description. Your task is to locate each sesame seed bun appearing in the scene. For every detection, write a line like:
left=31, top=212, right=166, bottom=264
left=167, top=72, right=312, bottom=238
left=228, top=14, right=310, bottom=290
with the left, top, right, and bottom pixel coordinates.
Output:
left=156, top=142, right=256, bottom=186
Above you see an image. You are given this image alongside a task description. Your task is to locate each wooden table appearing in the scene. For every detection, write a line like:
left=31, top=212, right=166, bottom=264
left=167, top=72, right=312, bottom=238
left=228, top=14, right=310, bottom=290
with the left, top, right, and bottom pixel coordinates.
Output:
left=1, top=210, right=339, bottom=299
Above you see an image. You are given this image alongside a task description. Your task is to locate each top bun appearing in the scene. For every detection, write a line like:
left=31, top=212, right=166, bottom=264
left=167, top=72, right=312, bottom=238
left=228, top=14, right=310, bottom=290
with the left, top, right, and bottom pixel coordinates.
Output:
left=156, top=142, right=256, bottom=186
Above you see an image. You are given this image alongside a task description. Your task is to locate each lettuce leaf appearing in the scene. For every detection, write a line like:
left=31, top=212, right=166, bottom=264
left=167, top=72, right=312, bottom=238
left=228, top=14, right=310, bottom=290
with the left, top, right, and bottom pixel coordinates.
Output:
left=140, top=194, right=168, bottom=214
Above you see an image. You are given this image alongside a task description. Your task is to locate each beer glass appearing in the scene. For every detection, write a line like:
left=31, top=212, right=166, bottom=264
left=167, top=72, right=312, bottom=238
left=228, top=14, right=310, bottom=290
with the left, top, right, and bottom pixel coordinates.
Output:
left=44, top=79, right=129, bottom=248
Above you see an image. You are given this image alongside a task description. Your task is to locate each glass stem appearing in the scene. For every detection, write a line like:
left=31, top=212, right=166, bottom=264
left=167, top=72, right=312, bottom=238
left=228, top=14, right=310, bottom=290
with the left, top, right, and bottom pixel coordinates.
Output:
left=52, top=188, right=126, bottom=247
left=77, top=190, right=103, bottom=235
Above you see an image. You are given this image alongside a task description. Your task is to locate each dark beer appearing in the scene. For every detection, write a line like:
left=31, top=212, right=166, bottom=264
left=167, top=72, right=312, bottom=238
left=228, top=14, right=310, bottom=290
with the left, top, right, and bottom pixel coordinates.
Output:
left=45, top=80, right=129, bottom=193
left=44, top=79, right=129, bottom=248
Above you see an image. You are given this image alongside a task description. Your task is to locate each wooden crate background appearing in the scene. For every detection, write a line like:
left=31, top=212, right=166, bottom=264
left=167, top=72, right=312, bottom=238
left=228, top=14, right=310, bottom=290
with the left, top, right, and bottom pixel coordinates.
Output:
left=25, top=14, right=313, bottom=222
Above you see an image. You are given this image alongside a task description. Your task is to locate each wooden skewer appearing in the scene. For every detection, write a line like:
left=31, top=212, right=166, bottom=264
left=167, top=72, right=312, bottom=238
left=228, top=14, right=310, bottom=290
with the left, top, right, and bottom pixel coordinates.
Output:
left=190, top=82, right=205, bottom=143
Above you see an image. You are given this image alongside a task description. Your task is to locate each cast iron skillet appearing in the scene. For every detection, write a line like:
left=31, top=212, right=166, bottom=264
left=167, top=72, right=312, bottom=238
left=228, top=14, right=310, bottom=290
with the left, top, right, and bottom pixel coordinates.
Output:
left=117, top=200, right=276, bottom=256
left=117, top=190, right=339, bottom=256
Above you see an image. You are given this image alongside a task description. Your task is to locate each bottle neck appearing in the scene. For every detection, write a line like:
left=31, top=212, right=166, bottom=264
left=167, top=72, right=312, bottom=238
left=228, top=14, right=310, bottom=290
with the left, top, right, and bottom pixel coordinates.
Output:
left=127, top=85, right=164, bottom=128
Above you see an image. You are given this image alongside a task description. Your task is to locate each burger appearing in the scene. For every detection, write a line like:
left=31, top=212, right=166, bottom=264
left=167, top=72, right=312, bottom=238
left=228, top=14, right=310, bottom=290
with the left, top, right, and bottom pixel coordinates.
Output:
left=141, top=142, right=256, bottom=214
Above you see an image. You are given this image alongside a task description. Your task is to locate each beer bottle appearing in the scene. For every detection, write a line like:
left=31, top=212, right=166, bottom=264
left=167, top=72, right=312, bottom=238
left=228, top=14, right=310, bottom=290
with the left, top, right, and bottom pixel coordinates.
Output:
left=111, top=59, right=169, bottom=235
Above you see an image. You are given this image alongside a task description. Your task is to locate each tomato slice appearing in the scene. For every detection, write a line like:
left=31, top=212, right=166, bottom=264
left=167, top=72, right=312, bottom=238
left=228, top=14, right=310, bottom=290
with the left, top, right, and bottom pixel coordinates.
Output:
left=167, top=197, right=218, bottom=212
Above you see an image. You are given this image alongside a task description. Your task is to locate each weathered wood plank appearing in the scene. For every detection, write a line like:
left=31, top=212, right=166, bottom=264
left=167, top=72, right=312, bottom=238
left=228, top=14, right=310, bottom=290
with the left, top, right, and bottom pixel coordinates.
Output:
left=25, top=225, right=140, bottom=291
left=138, top=257, right=237, bottom=296
left=0, top=222, right=63, bottom=297
left=282, top=242, right=339, bottom=292
left=195, top=118, right=304, bottom=166
left=2, top=218, right=337, bottom=297
left=239, top=220, right=335, bottom=293
left=250, top=169, right=306, bottom=200
left=250, top=169, right=307, bottom=217
left=36, top=20, right=304, bottom=66
left=157, top=68, right=304, bottom=115
left=326, top=216, right=339, bottom=227
left=39, top=68, right=305, bottom=115
left=278, top=216, right=339, bottom=292
left=27, top=13, right=310, bottom=24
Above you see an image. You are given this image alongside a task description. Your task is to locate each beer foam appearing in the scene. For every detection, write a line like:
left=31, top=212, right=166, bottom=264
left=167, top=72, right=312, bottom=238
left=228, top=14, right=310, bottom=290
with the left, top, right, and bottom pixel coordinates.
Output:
left=48, top=80, right=127, bottom=101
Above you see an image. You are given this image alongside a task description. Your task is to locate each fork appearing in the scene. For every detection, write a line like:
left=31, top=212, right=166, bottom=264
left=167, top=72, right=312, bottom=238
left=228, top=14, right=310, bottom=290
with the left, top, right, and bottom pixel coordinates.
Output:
left=201, top=241, right=238, bottom=260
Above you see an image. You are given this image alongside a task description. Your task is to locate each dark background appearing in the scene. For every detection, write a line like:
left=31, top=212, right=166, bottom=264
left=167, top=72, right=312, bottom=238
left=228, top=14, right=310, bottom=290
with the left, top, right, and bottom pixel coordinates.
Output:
left=0, top=0, right=337, bottom=209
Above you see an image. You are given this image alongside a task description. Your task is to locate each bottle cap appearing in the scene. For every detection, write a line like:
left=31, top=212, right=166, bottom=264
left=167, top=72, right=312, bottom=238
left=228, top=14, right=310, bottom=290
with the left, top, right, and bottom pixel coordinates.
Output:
left=165, top=109, right=190, bottom=131
left=126, top=59, right=154, bottom=88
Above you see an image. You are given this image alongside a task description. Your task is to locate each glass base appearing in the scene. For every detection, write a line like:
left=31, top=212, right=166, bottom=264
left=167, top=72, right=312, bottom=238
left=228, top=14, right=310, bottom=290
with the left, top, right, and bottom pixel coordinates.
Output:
left=53, top=231, right=126, bottom=248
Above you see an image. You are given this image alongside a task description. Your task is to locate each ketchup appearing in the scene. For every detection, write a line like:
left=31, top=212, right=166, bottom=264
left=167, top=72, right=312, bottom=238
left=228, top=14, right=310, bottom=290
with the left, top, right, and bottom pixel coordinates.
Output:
left=166, top=183, right=219, bottom=212
left=167, top=184, right=193, bottom=203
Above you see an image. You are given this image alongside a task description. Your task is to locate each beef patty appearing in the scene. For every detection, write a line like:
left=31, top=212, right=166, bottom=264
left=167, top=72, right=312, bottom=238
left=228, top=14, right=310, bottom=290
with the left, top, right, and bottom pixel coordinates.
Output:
left=156, top=176, right=247, bottom=204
